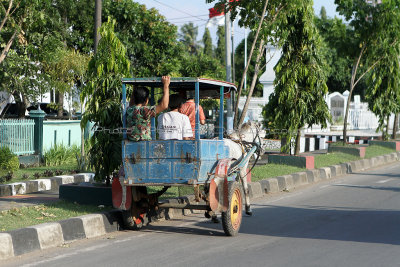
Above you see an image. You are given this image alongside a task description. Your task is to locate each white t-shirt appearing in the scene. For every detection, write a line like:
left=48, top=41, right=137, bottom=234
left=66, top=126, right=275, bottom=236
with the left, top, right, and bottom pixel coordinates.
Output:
left=157, top=111, right=193, bottom=140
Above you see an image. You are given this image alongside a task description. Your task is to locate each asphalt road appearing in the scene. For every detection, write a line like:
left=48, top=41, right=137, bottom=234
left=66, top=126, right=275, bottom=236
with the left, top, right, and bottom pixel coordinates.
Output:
left=3, top=162, right=400, bottom=267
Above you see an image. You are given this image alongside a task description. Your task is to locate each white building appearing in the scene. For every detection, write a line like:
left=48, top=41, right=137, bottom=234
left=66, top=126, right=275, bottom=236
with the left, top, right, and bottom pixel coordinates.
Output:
left=238, top=45, right=281, bottom=122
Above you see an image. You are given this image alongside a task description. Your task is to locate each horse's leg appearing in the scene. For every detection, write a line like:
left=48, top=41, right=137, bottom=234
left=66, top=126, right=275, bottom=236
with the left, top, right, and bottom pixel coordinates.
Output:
left=239, top=165, right=252, bottom=216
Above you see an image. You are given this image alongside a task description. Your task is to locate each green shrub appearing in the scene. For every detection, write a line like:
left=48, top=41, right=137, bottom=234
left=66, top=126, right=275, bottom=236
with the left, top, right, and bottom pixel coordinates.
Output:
left=0, top=147, right=19, bottom=172
left=43, top=144, right=79, bottom=166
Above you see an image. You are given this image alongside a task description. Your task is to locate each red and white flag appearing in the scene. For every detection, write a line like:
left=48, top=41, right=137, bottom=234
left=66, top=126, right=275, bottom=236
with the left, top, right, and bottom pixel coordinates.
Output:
left=206, top=7, right=225, bottom=28
left=206, top=1, right=239, bottom=28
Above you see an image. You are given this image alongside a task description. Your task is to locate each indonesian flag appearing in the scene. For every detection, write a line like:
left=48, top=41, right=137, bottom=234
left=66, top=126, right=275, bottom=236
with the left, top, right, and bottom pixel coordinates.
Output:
left=206, top=7, right=225, bottom=28
left=206, top=0, right=239, bottom=28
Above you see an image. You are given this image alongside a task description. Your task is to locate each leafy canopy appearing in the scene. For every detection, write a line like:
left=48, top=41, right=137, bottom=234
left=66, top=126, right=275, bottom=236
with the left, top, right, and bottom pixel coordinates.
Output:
left=263, top=0, right=330, bottom=153
left=81, top=17, right=130, bottom=181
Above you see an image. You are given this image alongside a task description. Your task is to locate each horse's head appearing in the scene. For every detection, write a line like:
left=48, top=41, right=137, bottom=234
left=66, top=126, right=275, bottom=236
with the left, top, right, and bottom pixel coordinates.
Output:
left=228, top=121, right=261, bottom=143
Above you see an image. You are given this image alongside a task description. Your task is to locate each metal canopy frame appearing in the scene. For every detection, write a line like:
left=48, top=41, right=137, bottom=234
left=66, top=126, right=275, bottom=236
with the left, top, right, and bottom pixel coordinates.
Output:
left=122, top=77, right=235, bottom=141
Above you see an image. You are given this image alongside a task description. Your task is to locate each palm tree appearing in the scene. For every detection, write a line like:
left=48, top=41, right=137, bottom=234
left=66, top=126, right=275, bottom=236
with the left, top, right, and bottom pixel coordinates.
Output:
left=179, top=23, right=200, bottom=55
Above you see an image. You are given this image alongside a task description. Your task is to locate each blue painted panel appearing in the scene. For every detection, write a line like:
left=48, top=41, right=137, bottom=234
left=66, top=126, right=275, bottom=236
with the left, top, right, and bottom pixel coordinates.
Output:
left=149, top=160, right=171, bottom=179
left=173, top=161, right=196, bottom=179
left=148, top=141, right=173, bottom=158
left=122, top=139, right=230, bottom=184
left=173, top=141, right=197, bottom=159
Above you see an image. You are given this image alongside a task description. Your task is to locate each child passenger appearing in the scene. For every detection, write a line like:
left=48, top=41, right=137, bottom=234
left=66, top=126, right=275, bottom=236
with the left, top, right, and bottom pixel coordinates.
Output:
left=127, top=76, right=170, bottom=141
left=158, top=95, right=193, bottom=140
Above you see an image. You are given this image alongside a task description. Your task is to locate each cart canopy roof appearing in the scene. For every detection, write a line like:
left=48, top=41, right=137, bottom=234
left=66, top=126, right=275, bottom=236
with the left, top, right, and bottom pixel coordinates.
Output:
left=122, top=77, right=236, bottom=98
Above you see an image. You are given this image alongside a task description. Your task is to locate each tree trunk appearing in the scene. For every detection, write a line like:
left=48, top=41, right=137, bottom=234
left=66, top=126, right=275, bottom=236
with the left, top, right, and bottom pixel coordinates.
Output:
left=237, top=39, right=265, bottom=127
left=392, top=113, right=398, bottom=140
left=233, top=0, right=269, bottom=129
left=57, top=93, right=64, bottom=117
left=12, top=91, right=27, bottom=118
left=294, top=129, right=301, bottom=156
left=0, top=21, right=21, bottom=65
left=343, top=45, right=365, bottom=144
left=385, top=114, right=390, bottom=140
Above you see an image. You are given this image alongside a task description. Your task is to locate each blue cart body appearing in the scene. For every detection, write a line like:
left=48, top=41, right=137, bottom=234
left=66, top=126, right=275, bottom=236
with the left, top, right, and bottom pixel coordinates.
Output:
left=120, top=77, right=237, bottom=186
left=122, top=139, right=230, bottom=185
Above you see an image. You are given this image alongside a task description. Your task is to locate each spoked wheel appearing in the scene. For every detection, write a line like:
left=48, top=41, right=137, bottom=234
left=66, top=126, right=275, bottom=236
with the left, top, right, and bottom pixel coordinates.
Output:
left=122, top=187, right=148, bottom=230
left=221, top=181, right=243, bottom=236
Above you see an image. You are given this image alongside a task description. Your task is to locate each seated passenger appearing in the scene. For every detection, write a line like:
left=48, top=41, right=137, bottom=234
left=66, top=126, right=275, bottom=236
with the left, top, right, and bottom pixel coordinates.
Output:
left=158, top=95, right=193, bottom=140
left=179, top=91, right=206, bottom=137
left=127, top=76, right=170, bottom=141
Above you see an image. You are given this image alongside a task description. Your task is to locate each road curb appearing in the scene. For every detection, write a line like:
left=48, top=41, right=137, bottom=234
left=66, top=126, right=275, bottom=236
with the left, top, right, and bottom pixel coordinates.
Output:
left=1, top=212, right=122, bottom=259
left=0, top=173, right=94, bottom=197
left=1, top=152, right=399, bottom=260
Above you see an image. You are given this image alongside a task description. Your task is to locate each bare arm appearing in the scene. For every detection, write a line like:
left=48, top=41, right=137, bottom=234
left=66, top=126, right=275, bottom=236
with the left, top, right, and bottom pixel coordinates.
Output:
left=155, top=76, right=170, bottom=114
left=200, top=106, right=206, bottom=125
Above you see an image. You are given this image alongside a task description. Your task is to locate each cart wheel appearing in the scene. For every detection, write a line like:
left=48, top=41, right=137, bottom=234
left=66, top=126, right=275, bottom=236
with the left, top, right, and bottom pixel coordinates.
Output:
left=221, top=181, right=243, bottom=236
left=122, top=201, right=147, bottom=230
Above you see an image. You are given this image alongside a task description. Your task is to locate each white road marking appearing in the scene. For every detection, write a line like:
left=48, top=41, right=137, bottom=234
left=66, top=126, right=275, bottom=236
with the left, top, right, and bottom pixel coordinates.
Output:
left=319, top=185, right=330, bottom=189
left=376, top=178, right=395, bottom=184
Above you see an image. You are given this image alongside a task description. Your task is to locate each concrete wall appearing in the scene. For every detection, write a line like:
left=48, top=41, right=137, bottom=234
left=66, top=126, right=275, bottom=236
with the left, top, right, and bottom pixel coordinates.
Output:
left=43, top=120, right=81, bottom=151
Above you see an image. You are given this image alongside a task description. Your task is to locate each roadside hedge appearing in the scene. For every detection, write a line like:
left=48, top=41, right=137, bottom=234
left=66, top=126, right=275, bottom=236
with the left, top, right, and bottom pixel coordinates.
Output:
left=0, top=147, right=19, bottom=172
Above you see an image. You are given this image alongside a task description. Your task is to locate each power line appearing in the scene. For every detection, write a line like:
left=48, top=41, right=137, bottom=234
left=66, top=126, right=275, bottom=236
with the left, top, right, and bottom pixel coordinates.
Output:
left=152, top=0, right=208, bottom=21
left=172, top=20, right=208, bottom=24
left=169, top=14, right=209, bottom=21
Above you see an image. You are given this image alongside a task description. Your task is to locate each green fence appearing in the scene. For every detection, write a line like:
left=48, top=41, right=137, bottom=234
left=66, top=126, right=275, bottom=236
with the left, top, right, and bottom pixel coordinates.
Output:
left=0, top=119, right=35, bottom=155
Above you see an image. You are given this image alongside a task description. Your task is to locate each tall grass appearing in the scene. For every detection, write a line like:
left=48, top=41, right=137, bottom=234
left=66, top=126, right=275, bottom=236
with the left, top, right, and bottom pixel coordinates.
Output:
left=43, top=144, right=79, bottom=166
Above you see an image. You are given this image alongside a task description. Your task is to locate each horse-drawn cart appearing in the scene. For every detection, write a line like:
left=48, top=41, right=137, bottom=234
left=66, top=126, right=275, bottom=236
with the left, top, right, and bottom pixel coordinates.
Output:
left=112, top=77, right=260, bottom=236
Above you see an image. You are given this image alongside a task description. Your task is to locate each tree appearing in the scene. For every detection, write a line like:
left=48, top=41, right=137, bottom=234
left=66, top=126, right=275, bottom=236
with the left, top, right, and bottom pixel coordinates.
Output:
left=103, top=0, right=181, bottom=76
left=215, top=25, right=225, bottom=66
left=202, top=28, right=213, bottom=57
left=0, top=0, right=68, bottom=116
left=179, top=22, right=200, bottom=55
left=0, top=0, right=35, bottom=64
left=366, top=43, right=400, bottom=140
left=207, top=0, right=305, bottom=128
left=335, top=0, right=400, bottom=143
left=263, top=0, right=330, bottom=155
left=0, top=0, right=95, bottom=117
left=43, top=48, right=90, bottom=117
left=320, top=6, right=327, bottom=20
left=179, top=52, right=225, bottom=79
left=315, top=9, right=357, bottom=94
left=81, top=17, right=130, bottom=184
left=0, top=49, right=43, bottom=118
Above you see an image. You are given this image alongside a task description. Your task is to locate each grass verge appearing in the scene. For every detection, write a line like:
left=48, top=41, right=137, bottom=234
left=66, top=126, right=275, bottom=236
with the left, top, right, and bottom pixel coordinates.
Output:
left=1, top=162, right=78, bottom=184
left=0, top=200, right=111, bottom=232
left=252, top=164, right=305, bottom=182
left=314, top=152, right=359, bottom=169
left=253, top=145, right=396, bottom=180
left=365, top=146, right=395, bottom=158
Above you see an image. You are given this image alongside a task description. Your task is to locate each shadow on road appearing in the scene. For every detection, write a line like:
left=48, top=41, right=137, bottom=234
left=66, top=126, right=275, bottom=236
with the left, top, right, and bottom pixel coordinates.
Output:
left=143, top=204, right=400, bottom=246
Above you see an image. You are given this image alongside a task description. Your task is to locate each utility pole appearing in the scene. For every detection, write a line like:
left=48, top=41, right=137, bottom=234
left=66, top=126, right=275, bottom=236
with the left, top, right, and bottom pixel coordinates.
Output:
left=94, top=0, right=102, bottom=54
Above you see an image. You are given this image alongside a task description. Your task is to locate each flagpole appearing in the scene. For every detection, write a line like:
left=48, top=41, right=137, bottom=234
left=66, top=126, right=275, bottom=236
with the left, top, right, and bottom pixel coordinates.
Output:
left=225, top=11, right=232, bottom=82
left=231, top=20, right=235, bottom=84
left=225, top=7, right=233, bottom=133
left=244, top=27, right=247, bottom=90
